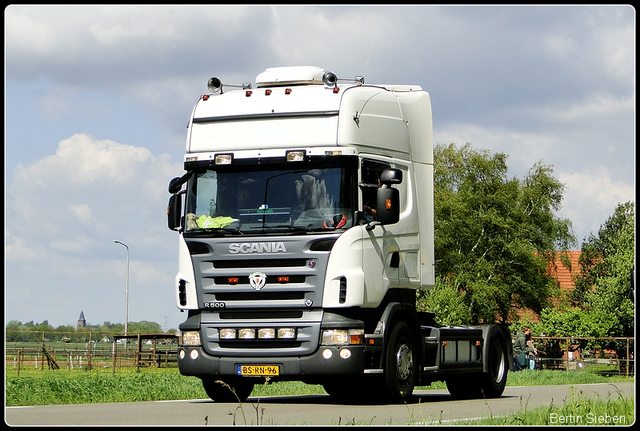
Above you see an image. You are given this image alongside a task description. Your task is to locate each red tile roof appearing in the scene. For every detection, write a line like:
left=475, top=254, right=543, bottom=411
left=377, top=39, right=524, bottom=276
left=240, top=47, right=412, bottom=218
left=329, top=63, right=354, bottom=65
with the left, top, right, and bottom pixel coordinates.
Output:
left=547, top=250, right=582, bottom=291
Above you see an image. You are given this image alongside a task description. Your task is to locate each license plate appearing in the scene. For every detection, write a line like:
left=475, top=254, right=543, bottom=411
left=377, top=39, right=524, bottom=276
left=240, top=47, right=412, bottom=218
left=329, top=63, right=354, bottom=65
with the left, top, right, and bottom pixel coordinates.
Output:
left=237, top=365, right=280, bottom=376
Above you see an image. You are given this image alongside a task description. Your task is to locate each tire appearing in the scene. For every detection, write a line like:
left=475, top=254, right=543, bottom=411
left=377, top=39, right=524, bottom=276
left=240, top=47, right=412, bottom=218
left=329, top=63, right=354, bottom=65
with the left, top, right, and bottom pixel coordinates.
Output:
left=480, top=326, right=508, bottom=398
left=323, top=377, right=382, bottom=403
left=383, top=321, right=417, bottom=401
left=446, top=374, right=483, bottom=399
left=201, top=378, right=254, bottom=403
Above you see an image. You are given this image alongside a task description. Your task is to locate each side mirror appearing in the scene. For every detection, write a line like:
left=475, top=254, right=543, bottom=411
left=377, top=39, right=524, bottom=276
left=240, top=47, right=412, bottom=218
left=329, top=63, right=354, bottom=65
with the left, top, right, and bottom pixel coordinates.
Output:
left=375, top=168, right=402, bottom=225
left=376, top=186, right=400, bottom=225
left=167, top=194, right=182, bottom=231
left=168, top=171, right=193, bottom=194
left=380, top=168, right=402, bottom=185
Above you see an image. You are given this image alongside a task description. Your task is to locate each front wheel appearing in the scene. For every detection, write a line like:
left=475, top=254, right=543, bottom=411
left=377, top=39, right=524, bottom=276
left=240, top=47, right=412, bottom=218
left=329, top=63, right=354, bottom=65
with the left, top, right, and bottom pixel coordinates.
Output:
left=383, top=321, right=417, bottom=401
left=201, top=378, right=254, bottom=403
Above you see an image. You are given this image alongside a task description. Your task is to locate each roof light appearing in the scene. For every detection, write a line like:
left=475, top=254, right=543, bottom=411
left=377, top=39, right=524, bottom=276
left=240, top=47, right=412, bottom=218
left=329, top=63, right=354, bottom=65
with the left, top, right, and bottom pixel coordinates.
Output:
left=286, top=150, right=306, bottom=162
left=215, top=154, right=233, bottom=165
left=285, top=88, right=292, bottom=95
left=325, top=150, right=342, bottom=156
left=246, top=90, right=253, bottom=97
left=265, top=89, right=272, bottom=96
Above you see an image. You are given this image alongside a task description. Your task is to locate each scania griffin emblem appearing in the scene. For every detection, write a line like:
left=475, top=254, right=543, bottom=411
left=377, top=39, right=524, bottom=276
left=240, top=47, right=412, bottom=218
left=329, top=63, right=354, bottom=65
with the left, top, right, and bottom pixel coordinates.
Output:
left=249, top=272, right=267, bottom=291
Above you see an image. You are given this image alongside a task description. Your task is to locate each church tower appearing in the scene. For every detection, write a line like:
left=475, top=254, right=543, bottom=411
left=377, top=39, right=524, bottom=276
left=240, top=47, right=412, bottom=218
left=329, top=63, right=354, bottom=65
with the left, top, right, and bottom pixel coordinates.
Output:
left=77, top=310, right=87, bottom=329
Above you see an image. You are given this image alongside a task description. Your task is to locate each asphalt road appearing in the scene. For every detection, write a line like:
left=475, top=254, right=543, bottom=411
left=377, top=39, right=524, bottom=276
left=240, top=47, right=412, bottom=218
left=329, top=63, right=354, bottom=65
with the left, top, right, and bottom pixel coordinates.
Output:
left=5, top=382, right=634, bottom=426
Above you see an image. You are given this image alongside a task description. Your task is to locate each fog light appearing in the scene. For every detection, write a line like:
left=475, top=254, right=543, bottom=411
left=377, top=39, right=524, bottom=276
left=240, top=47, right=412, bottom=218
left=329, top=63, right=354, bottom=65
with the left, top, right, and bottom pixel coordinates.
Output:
left=278, top=328, right=296, bottom=339
left=322, top=349, right=333, bottom=359
left=190, top=349, right=199, bottom=360
left=239, top=328, right=256, bottom=339
left=258, top=328, right=276, bottom=339
left=220, top=328, right=236, bottom=340
left=340, top=348, right=352, bottom=359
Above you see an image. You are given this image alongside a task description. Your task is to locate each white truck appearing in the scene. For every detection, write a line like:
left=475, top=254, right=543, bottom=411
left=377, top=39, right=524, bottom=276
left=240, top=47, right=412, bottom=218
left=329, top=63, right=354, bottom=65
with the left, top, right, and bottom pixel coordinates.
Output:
left=167, top=66, right=511, bottom=402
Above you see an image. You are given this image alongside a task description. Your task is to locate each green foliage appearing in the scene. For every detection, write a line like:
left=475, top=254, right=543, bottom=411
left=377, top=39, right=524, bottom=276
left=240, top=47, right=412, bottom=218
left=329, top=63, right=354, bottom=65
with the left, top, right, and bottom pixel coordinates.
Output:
left=572, top=201, right=635, bottom=337
left=417, top=278, right=472, bottom=325
left=427, top=143, right=575, bottom=324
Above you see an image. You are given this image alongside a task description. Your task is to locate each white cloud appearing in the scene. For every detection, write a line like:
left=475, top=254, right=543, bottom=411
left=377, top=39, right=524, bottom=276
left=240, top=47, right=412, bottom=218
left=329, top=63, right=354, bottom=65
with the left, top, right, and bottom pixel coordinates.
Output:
left=68, top=204, right=94, bottom=223
left=5, top=133, right=182, bottom=326
left=558, top=167, right=635, bottom=240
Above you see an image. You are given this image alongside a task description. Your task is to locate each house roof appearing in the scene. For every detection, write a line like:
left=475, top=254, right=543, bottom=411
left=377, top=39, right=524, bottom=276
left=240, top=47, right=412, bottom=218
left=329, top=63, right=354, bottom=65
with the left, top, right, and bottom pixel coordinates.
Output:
left=547, top=250, right=582, bottom=291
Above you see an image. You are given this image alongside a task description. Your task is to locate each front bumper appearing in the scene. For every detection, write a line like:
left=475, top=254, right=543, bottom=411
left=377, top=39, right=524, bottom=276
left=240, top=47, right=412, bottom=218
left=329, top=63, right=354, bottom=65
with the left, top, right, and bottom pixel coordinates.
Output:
left=178, top=344, right=366, bottom=379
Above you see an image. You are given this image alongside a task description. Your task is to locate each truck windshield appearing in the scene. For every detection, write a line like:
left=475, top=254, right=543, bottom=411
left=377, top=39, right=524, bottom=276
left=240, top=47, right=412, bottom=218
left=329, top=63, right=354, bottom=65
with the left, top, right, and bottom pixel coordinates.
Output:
left=184, top=159, right=356, bottom=234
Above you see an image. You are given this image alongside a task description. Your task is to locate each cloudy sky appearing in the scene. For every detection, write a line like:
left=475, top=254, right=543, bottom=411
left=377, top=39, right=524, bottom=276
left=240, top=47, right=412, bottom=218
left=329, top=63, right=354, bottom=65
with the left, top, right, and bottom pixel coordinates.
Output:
left=4, top=5, right=635, bottom=330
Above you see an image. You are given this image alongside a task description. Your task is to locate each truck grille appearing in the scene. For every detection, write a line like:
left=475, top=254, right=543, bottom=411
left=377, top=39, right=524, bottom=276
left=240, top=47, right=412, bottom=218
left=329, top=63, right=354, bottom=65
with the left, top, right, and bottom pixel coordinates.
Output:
left=187, top=235, right=338, bottom=357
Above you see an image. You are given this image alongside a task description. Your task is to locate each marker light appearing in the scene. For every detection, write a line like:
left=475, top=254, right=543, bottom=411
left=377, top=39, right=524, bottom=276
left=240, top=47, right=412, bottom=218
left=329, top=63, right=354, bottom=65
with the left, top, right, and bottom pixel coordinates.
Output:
left=286, top=150, right=306, bottom=162
left=386, top=199, right=392, bottom=210
left=215, top=154, right=233, bottom=165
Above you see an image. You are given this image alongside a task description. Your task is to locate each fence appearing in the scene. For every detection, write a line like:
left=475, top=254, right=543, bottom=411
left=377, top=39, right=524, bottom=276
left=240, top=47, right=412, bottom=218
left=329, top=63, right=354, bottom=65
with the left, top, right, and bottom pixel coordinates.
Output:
left=5, top=331, right=178, bottom=375
left=516, top=336, right=634, bottom=376
left=5, top=331, right=634, bottom=376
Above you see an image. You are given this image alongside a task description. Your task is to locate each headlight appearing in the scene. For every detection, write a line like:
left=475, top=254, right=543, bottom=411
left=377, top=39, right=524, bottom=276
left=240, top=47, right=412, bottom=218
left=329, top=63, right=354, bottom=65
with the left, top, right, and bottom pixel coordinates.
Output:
left=322, top=329, right=364, bottom=345
left=180, top=331, right=201, bottom=346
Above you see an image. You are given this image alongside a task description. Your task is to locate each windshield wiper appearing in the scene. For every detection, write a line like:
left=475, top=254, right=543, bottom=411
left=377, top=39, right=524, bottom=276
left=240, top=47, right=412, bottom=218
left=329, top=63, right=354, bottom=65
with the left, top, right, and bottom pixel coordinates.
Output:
left=251, top=225, right=310, bottom=234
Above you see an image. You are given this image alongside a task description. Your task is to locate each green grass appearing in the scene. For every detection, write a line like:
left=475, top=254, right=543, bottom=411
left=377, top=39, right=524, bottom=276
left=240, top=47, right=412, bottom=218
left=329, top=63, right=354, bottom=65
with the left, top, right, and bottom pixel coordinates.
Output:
left=445, top=388, right=633, bottom=425
left=5, top=367, right=634, bottom=408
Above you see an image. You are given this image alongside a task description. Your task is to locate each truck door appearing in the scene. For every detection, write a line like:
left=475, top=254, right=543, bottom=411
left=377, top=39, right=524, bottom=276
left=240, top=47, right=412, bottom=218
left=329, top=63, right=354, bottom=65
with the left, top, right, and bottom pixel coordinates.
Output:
left=360, top=159, right=400, bottom=306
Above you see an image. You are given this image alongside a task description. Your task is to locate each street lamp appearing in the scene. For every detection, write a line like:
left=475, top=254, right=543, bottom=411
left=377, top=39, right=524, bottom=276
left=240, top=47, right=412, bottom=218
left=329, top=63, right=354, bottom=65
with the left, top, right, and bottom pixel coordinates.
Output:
left=113, top=240, right=130, bottom=339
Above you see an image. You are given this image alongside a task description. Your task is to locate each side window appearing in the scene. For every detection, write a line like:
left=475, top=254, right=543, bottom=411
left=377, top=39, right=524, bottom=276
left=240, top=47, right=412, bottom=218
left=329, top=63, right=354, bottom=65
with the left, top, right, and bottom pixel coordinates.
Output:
left=360, top=159, right=390, bottom=222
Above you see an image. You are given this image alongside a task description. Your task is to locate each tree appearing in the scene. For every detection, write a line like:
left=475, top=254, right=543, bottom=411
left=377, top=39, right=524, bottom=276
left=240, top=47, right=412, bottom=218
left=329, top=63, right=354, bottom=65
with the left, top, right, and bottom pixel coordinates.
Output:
left=421, top=143, right=575, bottom=324
left=565, top=201, right=634, bottom=337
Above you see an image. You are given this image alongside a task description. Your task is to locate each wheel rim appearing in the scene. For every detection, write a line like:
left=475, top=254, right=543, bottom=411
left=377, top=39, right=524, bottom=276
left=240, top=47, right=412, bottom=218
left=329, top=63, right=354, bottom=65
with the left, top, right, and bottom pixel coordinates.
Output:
left=491, top=341, right=506, bottom=383
left=396, top=343, right=413, bottom=381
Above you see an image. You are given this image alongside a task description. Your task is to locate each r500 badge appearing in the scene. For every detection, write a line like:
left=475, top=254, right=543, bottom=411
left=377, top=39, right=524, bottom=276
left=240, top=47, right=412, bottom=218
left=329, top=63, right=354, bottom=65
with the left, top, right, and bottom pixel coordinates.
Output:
left=203, top=302, right=226, bottom=309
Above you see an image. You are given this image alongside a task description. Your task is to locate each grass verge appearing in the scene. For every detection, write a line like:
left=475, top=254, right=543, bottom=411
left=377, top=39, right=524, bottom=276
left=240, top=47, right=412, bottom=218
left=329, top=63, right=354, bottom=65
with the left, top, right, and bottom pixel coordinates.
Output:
left=5, top=367, right=633, bottom=407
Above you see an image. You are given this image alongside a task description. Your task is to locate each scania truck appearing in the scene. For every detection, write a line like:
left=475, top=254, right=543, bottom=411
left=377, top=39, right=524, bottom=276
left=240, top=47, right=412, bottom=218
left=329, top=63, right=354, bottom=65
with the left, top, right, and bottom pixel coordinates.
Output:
left=167, top=66, right=511, bottom=402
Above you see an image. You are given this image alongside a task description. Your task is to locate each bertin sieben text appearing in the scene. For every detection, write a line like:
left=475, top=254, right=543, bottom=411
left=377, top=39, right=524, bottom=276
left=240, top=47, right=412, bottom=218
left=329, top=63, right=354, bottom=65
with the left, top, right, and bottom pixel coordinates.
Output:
left=549, top=413, right=627, bottom=424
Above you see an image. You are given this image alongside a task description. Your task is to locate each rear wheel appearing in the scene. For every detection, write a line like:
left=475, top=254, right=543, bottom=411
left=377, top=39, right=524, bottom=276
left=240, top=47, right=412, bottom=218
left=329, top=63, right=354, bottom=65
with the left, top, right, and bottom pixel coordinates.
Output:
left=201, top=378, right=254, bottom=403
left=481, top=326, right=508, bottom=398
left=446, top=374, right=483, bottom=399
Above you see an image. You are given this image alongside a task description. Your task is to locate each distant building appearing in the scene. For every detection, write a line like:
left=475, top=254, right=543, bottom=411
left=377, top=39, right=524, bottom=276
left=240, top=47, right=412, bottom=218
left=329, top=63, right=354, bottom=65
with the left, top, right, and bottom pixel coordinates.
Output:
left=515, top=250, right=582, bottom=323
left=77, top=310, right=87, bottom=329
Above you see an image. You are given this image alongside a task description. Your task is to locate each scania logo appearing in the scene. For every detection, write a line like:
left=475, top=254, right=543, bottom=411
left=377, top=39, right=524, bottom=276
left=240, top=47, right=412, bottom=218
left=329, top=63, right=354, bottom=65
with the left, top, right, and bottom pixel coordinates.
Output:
left=249, top=272, right=267, bottom=291
left=228, top=242, right=287, bottom=254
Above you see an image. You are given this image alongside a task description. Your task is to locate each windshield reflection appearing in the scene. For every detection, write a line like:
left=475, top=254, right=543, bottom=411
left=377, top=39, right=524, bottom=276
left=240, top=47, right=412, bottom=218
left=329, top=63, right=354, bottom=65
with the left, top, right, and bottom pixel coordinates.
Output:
left=185, top=163, right=355, bottom=234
